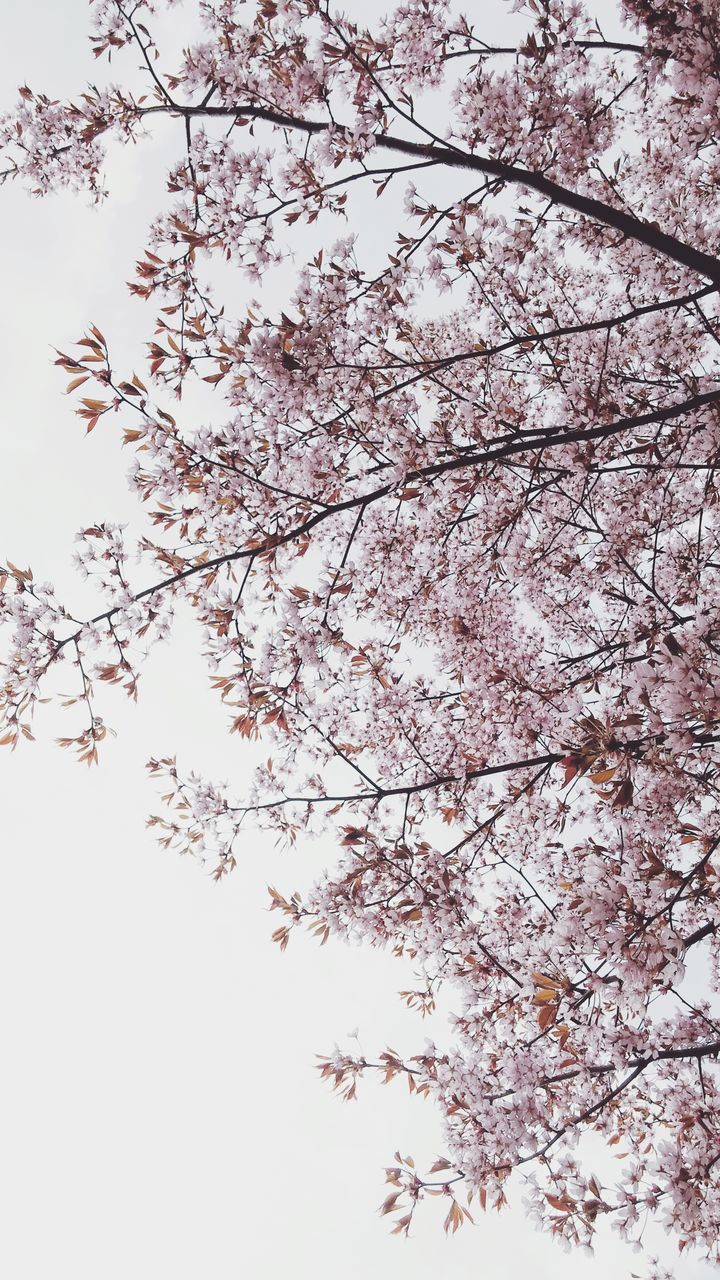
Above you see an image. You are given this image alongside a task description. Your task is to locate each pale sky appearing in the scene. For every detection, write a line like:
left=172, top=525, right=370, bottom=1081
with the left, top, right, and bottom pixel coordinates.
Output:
left=0, top=2, right=715, bottom=1278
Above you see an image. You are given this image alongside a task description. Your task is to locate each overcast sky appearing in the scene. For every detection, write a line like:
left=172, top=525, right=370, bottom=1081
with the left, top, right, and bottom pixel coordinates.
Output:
left=0, top=2, right=715, bottom=1277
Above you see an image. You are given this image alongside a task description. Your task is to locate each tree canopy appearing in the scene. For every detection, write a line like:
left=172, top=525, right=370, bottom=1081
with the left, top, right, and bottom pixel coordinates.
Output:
left=2, top=0, right=720, bottom=1267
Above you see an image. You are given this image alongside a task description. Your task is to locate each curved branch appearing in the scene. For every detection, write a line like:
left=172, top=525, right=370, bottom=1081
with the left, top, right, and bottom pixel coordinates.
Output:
left=49, top=386, right=720, bottom=651
left=138, top=101, right=720, bottom=286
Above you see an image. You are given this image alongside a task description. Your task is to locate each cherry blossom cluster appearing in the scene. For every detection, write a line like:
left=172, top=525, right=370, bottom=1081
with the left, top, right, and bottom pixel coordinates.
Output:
left=2, top=0, right=720, bottom=1263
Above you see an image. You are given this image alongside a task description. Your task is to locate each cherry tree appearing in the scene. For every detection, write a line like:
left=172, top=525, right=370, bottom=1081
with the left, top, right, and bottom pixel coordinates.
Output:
left=2, top=0, right=720, bottom=1265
